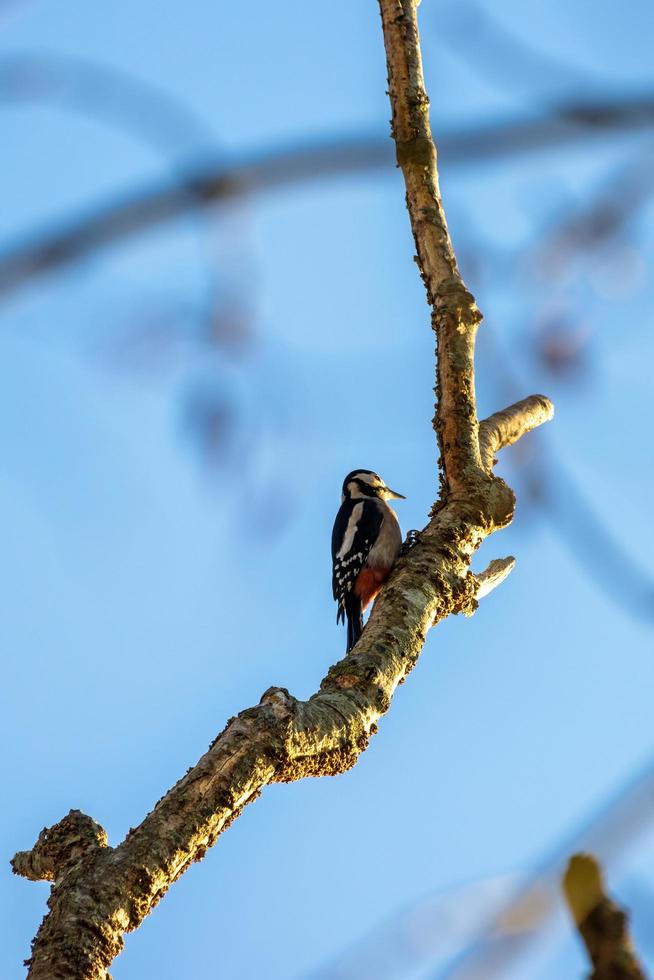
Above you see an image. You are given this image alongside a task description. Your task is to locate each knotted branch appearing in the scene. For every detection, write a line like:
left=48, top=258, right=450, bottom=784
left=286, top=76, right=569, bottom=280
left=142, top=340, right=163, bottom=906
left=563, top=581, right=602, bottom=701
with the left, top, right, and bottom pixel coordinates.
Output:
left=12, top=3, right=554, bottom=977
left=11, top=811, right=108, bottom=883
left=564, top=854, right=646, bottom=980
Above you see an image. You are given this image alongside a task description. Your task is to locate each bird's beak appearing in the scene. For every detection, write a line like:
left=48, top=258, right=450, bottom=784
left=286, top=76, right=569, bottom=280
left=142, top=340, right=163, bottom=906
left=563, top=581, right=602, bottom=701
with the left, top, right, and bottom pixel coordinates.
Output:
left=384, top=487, right=406, bottom=500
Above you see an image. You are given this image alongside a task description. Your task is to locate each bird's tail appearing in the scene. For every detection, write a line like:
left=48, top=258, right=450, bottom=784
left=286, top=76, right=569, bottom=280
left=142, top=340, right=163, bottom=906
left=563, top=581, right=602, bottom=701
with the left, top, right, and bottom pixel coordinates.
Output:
left=345, top=594, right=363, bottom=653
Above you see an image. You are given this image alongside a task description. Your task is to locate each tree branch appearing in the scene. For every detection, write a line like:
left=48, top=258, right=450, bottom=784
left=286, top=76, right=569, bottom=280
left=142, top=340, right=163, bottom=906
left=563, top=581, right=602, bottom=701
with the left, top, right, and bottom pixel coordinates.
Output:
left=11, top=3, right=553, bottom=977
left=478, top=394, right=554, bottom=471
left=564, top=854, right=646, bottom=980
left=379, top=0, right=484, bottom=495
left=474, top=555, right=516, bottom=599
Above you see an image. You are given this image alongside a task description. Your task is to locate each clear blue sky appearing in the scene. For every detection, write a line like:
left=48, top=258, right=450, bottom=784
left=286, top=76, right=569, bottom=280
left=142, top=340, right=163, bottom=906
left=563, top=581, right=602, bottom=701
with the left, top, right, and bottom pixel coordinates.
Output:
left=2, top=1, right=654, bottom=978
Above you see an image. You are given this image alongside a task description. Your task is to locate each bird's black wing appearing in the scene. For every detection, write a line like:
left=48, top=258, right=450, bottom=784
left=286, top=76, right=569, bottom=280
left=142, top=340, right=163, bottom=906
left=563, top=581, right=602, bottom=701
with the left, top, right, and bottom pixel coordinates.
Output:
left=331, top=499, right=383, bottom=622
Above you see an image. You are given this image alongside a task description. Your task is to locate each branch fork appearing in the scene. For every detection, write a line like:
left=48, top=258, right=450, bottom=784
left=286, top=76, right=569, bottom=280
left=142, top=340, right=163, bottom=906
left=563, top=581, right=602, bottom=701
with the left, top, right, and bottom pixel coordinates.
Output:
left=12, top=3, right=554, bottom=976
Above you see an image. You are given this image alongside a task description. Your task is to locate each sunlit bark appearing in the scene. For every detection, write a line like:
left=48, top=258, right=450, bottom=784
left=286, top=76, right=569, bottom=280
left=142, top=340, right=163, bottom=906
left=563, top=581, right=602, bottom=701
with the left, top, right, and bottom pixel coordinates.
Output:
left=12, top=3, right=553, bottom=976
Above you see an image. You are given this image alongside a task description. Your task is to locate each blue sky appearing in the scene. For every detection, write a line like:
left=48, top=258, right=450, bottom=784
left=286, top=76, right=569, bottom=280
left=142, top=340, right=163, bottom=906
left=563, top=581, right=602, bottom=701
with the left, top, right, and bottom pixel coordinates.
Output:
left=2, top=1, right=654, bottom=978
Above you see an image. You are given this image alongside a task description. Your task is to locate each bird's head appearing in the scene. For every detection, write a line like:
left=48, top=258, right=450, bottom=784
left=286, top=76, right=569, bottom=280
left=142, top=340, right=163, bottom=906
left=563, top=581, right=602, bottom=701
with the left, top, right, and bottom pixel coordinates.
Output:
left=341, top=469, right=406, bottom=503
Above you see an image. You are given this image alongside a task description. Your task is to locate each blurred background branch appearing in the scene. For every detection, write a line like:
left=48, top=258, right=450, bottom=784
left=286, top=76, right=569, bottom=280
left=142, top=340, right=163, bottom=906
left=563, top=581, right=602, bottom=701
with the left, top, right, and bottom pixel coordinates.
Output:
left=2, top=96, right=654, bottom=297
left=564, top=854, right=646, bottom=980
left=309, top=761, right=654, bottom=979
left=0, top=51, right=216, bottom=158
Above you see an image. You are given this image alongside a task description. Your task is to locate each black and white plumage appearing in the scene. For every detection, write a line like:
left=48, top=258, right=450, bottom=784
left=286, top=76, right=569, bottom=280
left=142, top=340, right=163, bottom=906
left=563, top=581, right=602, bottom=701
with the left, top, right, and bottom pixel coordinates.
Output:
left=331, top=469, right=405, bottom=653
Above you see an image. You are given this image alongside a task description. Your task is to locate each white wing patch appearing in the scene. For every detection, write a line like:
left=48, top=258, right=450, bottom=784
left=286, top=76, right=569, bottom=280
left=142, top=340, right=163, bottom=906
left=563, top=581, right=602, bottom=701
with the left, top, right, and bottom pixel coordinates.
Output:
left=336, top=502, right=363, bottom=559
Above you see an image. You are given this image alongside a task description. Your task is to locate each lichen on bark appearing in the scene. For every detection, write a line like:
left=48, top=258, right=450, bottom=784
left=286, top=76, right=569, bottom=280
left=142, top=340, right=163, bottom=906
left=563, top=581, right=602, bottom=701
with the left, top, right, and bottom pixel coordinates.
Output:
left=11, top=2, right=554, bottom=977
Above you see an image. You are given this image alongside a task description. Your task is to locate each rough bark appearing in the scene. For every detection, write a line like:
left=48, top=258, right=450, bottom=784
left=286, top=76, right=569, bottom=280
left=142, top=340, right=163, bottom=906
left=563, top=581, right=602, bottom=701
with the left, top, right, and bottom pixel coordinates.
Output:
left=564, top=854, right=647, bottom=980
left=12, top=3, right=553, bottom=977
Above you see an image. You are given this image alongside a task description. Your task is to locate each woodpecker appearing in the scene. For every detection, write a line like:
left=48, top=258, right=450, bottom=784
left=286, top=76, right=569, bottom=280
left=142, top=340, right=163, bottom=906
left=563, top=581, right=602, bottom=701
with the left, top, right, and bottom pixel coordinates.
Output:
left=331, top=469, right=405, bottom=653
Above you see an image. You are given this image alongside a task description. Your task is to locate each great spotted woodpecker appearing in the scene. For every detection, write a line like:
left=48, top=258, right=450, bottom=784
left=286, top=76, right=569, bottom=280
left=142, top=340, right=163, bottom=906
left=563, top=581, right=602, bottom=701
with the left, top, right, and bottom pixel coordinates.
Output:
left=332, top=469, right=405, bottom=653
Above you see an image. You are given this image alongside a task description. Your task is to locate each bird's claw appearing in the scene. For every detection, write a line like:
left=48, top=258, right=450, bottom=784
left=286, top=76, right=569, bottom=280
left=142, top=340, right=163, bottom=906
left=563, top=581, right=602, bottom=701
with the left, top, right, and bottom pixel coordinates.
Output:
left=400, top=529, right=421, bottom=556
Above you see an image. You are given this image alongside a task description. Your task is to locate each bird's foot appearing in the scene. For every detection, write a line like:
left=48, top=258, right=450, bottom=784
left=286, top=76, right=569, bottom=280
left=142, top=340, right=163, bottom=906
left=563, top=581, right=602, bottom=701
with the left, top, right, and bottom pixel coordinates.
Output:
left=400, top=529, right=421, bottom=556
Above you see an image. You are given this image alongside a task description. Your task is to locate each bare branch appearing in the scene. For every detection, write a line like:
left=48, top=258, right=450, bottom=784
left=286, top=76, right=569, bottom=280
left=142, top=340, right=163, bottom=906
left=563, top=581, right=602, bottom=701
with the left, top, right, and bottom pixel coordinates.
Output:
left=479, top=394, right=554, bottom=472
left=564, top=854, right=646, bottom=980
left=475, top=556, right=516, bottom=599
left=14, top=459, right=543, bottom=977
left=12, top=4, right=553, bottom=976
left=7, top=502, right=525, bottom=979
left=11, top=811, right=108, bottom=884
left=2, top=96, right=654, bottom=299
left=379, top=0, right=483, bottom=493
